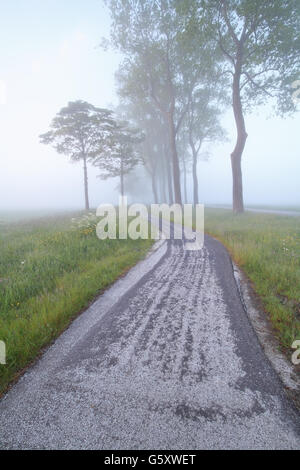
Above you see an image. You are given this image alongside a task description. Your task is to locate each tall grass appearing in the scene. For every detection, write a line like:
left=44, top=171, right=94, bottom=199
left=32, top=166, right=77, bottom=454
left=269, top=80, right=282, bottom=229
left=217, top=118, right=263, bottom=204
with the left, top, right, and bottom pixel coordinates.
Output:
left=205, top=208, right=300, bottom=350
left=0, top=212, right=153, bottom=394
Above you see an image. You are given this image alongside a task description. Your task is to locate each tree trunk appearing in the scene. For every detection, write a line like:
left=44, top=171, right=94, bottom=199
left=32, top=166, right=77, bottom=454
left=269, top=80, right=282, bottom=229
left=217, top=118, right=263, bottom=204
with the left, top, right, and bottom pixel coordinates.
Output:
left=120, top=172, right=124, bottom=198
left=120, top=154, right=125, bottom=197
left=159, top=169, right=167, bottom=203
left=83, top=155, right=90, bottom=210
left=167, top=159, right=174, bottom=205
left=189, top=131, right=200, bottom=207
left=231, top=55, right=247, bottom=213
left=192, top=152, right=199, bottom=206
left=231, top=153, right=244, bottom=213
left=159, top=146, right=167, bottom=203
left=182, top=158, right=188, bottom=204
left=151, top=171, right=159, bottom=204
left=163, top=137, right=174, bottom=204
left=164, top=48, right=181, bottom=205
left=168, top=114, right=182, bottom=205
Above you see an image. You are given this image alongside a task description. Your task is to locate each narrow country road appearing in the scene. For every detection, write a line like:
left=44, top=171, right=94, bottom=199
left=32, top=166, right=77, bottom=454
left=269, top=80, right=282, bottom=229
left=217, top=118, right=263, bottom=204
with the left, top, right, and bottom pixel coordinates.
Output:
left=0, top=235, right=299, bottom=449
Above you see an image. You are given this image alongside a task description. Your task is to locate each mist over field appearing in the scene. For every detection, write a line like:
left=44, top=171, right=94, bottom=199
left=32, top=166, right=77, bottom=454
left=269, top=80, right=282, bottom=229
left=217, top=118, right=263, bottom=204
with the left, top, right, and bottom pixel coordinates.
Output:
left=0, top=1, right=300, bottom=450
left=0, top=0, right=299, bottom=212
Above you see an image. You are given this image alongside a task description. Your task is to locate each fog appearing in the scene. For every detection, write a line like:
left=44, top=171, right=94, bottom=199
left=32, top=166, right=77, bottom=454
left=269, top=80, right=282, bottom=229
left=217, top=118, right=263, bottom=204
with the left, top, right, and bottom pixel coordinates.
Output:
left=0, top=0, right=299, bottom=211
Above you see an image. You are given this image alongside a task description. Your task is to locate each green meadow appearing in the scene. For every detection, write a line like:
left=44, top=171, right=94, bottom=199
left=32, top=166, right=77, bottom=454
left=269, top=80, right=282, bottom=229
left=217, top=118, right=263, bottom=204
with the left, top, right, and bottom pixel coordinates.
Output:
left=205, top=208, right=300, bottom=351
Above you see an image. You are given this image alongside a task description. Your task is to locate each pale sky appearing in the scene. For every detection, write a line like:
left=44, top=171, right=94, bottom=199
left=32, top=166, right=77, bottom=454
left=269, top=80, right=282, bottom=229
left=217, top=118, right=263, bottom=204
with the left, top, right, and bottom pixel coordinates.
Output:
left=0, top=0, right=299, bottom=210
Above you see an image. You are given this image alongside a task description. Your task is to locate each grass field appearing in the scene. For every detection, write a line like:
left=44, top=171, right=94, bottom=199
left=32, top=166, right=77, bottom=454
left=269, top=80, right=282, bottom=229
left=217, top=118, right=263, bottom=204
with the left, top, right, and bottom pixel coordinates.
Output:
left=205, top=208, right=300, bottom=351
left=246, top=205, right=300, bottom=212
left=0, top=209, right=65, bottom=224
left=0, top=211, right=153, bottom=395
left=210, top=204, right=300, bottom=213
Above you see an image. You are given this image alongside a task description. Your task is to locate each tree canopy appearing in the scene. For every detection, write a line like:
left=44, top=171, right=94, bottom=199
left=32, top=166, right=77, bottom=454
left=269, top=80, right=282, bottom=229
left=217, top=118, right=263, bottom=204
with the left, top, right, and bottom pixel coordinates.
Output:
left=92, top=120, right=144, bottom=197
left=179, top=0, right=300, bottom=211
left=40, top=100, right=115, bottom=209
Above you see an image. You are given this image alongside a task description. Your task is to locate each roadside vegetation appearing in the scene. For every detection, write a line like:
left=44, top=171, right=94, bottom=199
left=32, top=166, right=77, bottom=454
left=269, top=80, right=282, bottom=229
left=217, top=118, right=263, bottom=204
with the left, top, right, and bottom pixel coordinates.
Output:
left=245, top=205, right=300, bottom=213
left=0, top=212, right=153, bottom=394
left=205, top=208, right=300, bottom=351
left=210, top=205, right=300, bottom=213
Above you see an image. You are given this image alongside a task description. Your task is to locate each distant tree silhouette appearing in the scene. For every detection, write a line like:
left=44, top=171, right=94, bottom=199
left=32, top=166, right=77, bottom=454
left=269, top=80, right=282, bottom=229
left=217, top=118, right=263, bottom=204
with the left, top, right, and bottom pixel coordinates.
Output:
left=92, top=120, right=144, bottom=197
left=40, top=100, right=115, bottom=210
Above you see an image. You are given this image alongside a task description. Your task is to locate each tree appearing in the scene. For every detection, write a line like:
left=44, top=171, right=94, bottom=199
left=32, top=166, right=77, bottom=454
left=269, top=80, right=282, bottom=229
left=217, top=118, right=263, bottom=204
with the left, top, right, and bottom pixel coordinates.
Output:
left=115, top=93, right=166, bottom=204
left=189, top=0, right=300, bottom=212
left=39, top=100, right=115, bottom=210
left=185, top=88, right=226, bottom=205
left=93, top=120, right=144, bottom=197
left=115, top=60, right=173, bottom=204
left=115, top=40, right=224, bottom=205
left=106, top=0, right=204, bottom=204
left=139, top=110, right=166, bottom=204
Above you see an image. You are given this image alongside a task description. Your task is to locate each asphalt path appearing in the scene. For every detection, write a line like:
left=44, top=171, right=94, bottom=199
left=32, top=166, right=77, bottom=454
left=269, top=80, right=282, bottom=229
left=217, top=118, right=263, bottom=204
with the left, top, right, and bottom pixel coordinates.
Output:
left=0, top=230, right=299, bottom=449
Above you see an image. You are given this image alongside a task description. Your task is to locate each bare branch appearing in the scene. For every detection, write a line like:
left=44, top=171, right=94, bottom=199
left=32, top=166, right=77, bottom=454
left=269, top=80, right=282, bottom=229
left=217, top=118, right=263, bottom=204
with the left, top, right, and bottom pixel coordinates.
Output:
left=175, top=102, right=189, bottom=135
left=195, top=139, right=203, bottom=156
left=218, top=39, right=236, bottom=66
left=148, top=74, right=167, bottom=115
left=220, top=0, right=239, bottom=46
left=241, top=71, right=274, bottom=97
left=217, top=12, right=236, bottom=66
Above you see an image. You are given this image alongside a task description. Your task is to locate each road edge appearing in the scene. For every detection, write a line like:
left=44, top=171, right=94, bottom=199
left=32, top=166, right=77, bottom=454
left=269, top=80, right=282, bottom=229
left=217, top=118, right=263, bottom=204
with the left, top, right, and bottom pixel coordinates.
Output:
left=232, top=261, right=300, bottom=404
left=0, top=238, right=168, bottom=399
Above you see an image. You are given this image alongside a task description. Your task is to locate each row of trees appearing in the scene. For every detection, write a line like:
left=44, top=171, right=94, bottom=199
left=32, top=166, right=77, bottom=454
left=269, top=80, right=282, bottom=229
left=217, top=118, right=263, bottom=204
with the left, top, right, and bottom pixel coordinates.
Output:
left=105, top=0, right=299, bottom=212
left=108, top=0, right=227, bottom=206
left=39, top=101, right=143, bottom=210
left=41, top=1, right=299, bottom=212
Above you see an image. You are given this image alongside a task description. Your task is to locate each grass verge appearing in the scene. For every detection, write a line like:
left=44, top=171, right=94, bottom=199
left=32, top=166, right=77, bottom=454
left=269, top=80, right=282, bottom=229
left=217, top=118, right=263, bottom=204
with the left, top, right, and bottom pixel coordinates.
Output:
left=0, top=212, right=153, bottom=395
left=205, top=208, right=300, bottom=352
